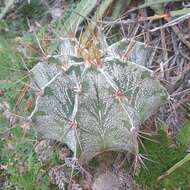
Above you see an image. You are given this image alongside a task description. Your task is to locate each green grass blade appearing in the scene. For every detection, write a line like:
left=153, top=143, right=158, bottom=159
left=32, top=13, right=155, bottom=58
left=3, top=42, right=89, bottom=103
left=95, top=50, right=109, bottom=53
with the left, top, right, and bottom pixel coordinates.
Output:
left=80, top=0, right=114, bottom=45
left=0, top=0, right=15, bottom=20
left=157, top=154, right=190, bottom=181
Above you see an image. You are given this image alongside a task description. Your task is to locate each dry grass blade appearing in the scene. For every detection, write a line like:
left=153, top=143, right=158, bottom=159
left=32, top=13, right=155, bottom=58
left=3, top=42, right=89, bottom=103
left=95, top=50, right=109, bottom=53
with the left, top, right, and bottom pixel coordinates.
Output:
left=150, top=13, right=190, bottom=32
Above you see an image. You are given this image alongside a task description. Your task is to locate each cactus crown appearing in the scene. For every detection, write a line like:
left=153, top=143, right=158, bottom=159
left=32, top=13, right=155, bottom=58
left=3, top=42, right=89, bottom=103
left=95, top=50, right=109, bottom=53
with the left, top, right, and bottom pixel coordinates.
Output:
left=31, top=37, right=168, bottom=163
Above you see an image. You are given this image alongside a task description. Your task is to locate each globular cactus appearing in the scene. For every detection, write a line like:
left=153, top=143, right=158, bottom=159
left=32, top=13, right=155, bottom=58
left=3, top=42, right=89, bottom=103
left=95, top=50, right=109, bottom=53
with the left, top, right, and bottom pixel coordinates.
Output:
left=30, top=37, right=168, bottom=163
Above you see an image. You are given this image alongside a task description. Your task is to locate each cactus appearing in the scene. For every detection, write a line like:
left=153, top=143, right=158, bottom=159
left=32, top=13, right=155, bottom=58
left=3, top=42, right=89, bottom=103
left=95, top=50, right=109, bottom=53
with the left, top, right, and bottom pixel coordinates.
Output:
left=30, top=37, right=168, bottom=163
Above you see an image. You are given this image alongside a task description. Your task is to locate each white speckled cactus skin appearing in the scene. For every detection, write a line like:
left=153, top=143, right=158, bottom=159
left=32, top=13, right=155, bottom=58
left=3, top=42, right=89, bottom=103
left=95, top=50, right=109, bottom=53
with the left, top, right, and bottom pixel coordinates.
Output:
left=31, top=38, right=168, bottom=163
